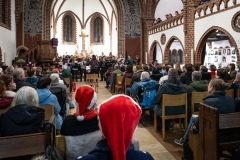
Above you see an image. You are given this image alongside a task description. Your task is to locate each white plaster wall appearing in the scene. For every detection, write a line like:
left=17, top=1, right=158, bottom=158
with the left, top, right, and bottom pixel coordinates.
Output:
left=195, top=6, right=240, bottom=53
left=52, top=0, right=117, bottom=56
left=0, top=0, right=16, bottom=65
left=148, top=25, right=184, bottom=62
left=155, top=0, right=183, bottom=20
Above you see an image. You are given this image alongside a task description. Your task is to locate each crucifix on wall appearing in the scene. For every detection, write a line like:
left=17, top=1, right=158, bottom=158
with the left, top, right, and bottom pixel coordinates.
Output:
left=79, top=29, right=89, bottom=57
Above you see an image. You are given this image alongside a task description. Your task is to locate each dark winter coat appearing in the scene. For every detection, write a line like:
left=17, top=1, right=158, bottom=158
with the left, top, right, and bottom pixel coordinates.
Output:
left=60, top=115, right=99, bottom=136
left=203, top=90, right=235, bottom=114
left=154, top=77, right=186, bottom=116
left=75, top=139, right=154, bottom=160
left=13, top=79, right=32, bottom=92
left=180, top=71, right=192, bottom=84
left=0, top=104, right=44, bottom=136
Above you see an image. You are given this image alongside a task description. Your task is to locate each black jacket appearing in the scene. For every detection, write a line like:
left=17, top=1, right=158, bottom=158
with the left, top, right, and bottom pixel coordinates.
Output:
left=180, top=71, right=192, bottom=84
left=60, top=115, right=99, bottom=136
left=0, top=104, right=45, bottom=136
left=14, top=79, right=32, bottom=92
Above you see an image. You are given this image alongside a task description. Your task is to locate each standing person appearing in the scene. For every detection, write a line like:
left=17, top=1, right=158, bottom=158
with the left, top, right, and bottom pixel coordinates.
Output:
left=127, top=55, right=133, bottom=65
left=79, top=57, right=87, bottom=82
left=134, top=55, right=141, bottom=65
left=100, top=56, right=107, bottom=81
left=76, top=95, right=154, bottom=160
left=89, top=55, right=99, bottom=74
left=71, top=61, right=80, bottom=82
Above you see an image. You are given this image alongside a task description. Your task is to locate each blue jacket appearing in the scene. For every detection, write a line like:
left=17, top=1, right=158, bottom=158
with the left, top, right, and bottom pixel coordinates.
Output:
left=75, top=139, right=154, bottom=160
left=25, top=76, right=38, bottom=87
left=37, top=88, right=63, bottom=130
left=131, top=79, right=159, bottom=99
left=203, top=90, right=235, bottom=114
left=154, top=77, right=186, bottom=116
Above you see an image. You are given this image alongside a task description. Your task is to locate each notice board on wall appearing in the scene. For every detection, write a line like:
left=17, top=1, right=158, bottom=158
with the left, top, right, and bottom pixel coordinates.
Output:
left=203, top=40, right=237, bottom=69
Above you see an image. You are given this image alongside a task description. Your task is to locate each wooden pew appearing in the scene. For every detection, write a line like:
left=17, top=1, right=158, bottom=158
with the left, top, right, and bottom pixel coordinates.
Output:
left=0, top=115, right=55, bottom=159
left=189, top=103, right=240, bottom=160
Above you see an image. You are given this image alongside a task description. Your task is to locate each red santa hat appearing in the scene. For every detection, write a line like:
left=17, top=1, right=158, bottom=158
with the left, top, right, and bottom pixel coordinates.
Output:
left=74, top=85, right=97, bottom=121
left=98, top=95, right=141, bottom=160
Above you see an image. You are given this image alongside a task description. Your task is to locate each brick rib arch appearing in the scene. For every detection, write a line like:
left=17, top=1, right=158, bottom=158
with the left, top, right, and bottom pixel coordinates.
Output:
left=149, top=40, right=162, bottom=64
left=195, top=26, right=239, bottom=64
left=164, top=36, right=184, bottom=63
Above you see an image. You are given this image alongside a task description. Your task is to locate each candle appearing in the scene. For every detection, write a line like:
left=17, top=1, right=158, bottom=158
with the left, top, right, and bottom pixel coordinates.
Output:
left=145, top=52, right=147, bottom=64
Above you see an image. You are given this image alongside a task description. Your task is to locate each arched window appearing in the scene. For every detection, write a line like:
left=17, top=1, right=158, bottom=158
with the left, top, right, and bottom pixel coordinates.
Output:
left=90, top=13, right=104, bottom=45
left=0, top=0, right=11, bottom=29
left=62, top=12, right=76, bottom=44
left=64, top=16, right=72, bottom=42
left=94, top=17, right=102, bottom=43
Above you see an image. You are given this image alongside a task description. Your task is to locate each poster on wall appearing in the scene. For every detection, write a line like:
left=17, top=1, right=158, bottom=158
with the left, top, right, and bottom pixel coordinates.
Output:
left=203, top=40, right=237, bottom=69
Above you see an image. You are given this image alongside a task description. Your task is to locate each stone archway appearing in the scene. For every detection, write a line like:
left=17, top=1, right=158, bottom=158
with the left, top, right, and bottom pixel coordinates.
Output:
left=149, top=40, right=162, bottom=64
left=164, top=36, right=184, bottom=63
left=195, top=26, right=239, bottom=64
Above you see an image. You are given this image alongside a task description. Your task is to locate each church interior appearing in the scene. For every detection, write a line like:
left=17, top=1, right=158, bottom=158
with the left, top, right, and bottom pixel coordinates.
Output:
left=0, top=0, right=240, bottom=160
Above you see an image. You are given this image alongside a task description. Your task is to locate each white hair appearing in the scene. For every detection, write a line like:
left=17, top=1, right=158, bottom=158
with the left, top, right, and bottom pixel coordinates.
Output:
left=13, top=68, right=25, bottom=80
left=50, top=73, right=60, bottom=83
left=62, top=65, right=67, bottom=70
left=11, top=86, right=39, bottom=107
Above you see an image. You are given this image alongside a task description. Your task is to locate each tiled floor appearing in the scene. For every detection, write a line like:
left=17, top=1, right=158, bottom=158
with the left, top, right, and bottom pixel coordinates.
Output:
left=71, top=80, right=176, bottom=160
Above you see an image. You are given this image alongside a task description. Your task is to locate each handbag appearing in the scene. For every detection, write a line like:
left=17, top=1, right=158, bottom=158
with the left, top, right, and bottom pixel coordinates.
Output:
left=43, top=122, right=63, bottom=160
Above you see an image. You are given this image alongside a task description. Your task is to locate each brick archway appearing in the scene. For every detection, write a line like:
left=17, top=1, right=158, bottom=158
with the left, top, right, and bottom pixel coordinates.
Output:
left=149, top=40, right=162, bottom=64
left=164, top=36, right=184, bottom=63
left=195, top=26, right=239, bottom=64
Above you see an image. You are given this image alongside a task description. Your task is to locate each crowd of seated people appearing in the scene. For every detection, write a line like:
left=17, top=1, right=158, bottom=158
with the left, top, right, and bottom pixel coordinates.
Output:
left=1, top=55, right=240, bottom=159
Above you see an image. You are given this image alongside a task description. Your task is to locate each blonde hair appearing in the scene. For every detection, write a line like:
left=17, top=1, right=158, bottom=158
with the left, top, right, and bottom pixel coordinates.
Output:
left=210, top=78, right=230, bottom=91
left=11, top=86, right=39, bottom=107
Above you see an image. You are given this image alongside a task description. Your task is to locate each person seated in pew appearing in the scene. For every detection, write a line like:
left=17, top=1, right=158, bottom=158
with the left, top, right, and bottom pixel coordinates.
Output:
left=61, top=85, right=100, bottom=159
left=0, top=79, right=14, bottom=109
left=174, top=78, right=235, bottom=147
left=0, top=86, right=44, bottom=136
left=216, top=68, right=229, bottom=83
left=49, top=73, right=69, bottom=116
left=154, top=68, right=186, bottom=130
left=199, top=65, right=211, bottom=82
left=231, top=72, right=240, bottom=99
left=25, top=69, right=39, bottom=88
left=130, top=65, right=143, bottom=85
left=37, top=77, right=62, bottom=133
left=126, top=71, right=159, bottom=100
left=185, top=71, right=208, bottom=117
left=0, top=74, right=16, bottom=97
left=61, top=85, right=99, bottom=135
left=13, top=68, right=33, bottom=92
left=76, top=95, right=154, bottom=160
